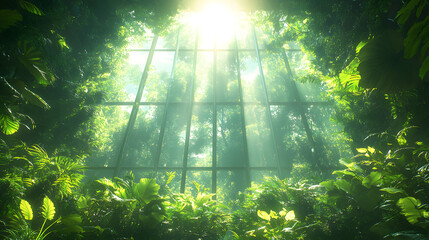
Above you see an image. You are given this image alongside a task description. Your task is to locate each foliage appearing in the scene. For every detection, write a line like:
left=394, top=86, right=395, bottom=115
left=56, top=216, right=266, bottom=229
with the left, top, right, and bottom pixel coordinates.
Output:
left=161, top=181, right=230, bottom=240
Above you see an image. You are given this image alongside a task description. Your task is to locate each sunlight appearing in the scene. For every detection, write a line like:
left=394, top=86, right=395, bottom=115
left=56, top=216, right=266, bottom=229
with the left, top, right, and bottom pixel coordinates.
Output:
left=187, top=2, right=238, bottom=47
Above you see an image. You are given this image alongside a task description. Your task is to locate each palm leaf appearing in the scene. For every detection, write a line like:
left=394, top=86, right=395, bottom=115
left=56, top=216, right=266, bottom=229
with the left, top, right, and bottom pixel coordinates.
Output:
left=41, top=196, right=55, bottom=220
left=0, top=10, right=23, bottom=32
left=20, top=199, right=33, bottom=220
left=18, top=0, right=44, bottom=15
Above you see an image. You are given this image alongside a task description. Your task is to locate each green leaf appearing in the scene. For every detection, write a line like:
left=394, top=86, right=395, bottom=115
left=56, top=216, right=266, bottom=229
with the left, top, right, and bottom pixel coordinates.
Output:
left=20, top=199, right=33, bottom=220
left=0, top=10, right=23, bottom=32
left=397, top=197, right=425, bottom=224
left=0, top=114, right=19, bottom=135
left=380, top=187, right=405, bottom=195
left=27, top=145, right=49, bottom=160
left=396, top=0, right=420, bottom=24
left=17, top=42, right=55, bottom=85
left=58, top=38, right=69, bottom=50
left=18, top=0, right=44, bottom=15
left=285, top=210, right=295, bottom=220
left=416, top=0, right=427, bottom=18
left=362, top=172, right=382, bottom=188
left=334, top=179, right=352, bottom=194
left=404, top=18, right=429, bottom=59
left=420, top=56, right=429, bottom=79
left=257, top=210, right=271, bottom=221
left=42, top=196, right=55, bottom=220
left=356, top=148, right=367, bottom=153
left=133, top=178, right=160, bottom=204
left=320, top=180, right=336, bottom=191
left=60, top=214, right=83, bottom=233
left=21, top=88, right=50, bottom=109
left=356, top=41, right=367, bottom=53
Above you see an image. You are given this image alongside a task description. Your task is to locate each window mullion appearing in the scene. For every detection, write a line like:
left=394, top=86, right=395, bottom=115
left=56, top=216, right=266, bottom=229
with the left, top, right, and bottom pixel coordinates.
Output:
left=113, top=35, right=158, bottom=177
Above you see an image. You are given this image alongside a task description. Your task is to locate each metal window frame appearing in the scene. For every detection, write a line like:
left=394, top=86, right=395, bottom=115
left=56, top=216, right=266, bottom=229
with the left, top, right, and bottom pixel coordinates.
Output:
left=98, top=22, right=332, bottom=194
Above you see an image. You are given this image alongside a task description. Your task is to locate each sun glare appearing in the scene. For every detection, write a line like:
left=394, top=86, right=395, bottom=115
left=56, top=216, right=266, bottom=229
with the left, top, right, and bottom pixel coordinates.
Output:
left=195, top=2, right=235, bottom=31
left=186, top=2, right=239, bottom=46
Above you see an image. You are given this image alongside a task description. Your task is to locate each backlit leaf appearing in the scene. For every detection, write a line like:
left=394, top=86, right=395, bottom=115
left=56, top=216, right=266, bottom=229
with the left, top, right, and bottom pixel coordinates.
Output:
left=285, top=210, right=295, bottom=221
left=42, top=196, right=55, bottom=220
left=397, top=197, right=424, bottom=224
left=21, top=88, right=50, bottom=109
left=18, top=0, right=44, bottom=15
left=380, top=187, right=405, bottom=195
left=0, top=114, right=19, bottom=135
left=362, top=172, right=382, bottom=188
left=20, top=199, right=33, bottom=220
left=133, top=178, right=160, bottom=204
left=257, top=210, right=270, bottom=221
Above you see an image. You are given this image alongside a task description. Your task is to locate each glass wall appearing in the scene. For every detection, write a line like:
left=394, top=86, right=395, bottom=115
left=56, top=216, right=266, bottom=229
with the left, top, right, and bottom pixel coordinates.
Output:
left=85, top=14, right=352, bottom=196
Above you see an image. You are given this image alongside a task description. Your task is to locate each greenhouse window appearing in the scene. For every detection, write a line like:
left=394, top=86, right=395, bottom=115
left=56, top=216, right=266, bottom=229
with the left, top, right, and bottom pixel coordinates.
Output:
left=84, top=7, right=351, bottom=200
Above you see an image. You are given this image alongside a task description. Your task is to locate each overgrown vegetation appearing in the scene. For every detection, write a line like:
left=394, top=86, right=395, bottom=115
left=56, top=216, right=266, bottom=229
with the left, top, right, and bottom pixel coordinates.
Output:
left=1, top=0, right=429, bottom=239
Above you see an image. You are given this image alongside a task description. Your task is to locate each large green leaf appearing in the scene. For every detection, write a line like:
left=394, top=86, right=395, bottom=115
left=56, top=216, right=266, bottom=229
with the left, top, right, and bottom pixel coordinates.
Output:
left=420, top=56, right=429, bottom=79
left=396, top=0, right=421, bottom=24
left=133, top=178, right=160, bottom=204
left=404, top=17, right=429, bottom=59
left=362, top=172, right=382, bottom=188
left=42, top=196, right=55, bottom=220
left=334, top=179, right=352, bottom=194
left=358, top=30, right=421, bottom=92
left=257, top=210, right=271, bottom=221
left=397, top=197, right=427, bottom=224
left=0, top=10, right=23, bottom=32
left=21, top=88, right=50, bottom=109
left=0, top=114, right=19, bottom=135
left=20, top=199, right=33, bottom=220
left=17, top=42, right=55, bottom=86
left=18, top=0, right=44, bottom=15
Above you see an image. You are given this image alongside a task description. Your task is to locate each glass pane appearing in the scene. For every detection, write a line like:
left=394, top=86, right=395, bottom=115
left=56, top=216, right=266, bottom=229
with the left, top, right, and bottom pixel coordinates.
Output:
left=157, top=171, right=181, bottom=194
left=251, top=170, right=276, bottom=184
left=184, top=171, right=211, bottom=195
left=141, top=51, right=175, bottom=102
left=270, top=105, right=307, bottom=174
left=159, top=104, right=188, bottom=167
left=217, top=106, right=247, bottom=167
left=295, top=82, right=324, bottom=102
left=84, top=169, right=114, bottom=181
left=216, top=52, right=239, bottom=102
left=188, top=105, right=212, bottom=167
left=199, top=24, right=214, bottom=49
left=121, top=106, right=163, bottom=167
left=255, top=27, right=271, bottom=50
left=194, top=52, right=213, bottom=102
left=85, top=106, right=131, bottom=167
left=236, top=19, right=254, bottom=49
left=216, top=26, right=235, bottom=49
left=307, top=105, right=352, bottom=166
left=217, top=170, right=247, bottom=202
left=170, top=51, right=193, bottom=102
left=244, top=105, right=278, bottom=167
left=240, top=52, right=264, bottom=103
left=260, top=52, right=296, bottom=102
left=179, top=24, right=196, bottom=49
left=106, top=52, right=148, bottom=102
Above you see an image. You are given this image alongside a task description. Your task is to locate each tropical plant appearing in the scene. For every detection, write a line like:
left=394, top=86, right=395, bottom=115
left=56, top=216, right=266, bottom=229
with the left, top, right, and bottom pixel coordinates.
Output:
left=161, top=181, right=230, bottom=240
left=3, top=196, right=59, bottom=240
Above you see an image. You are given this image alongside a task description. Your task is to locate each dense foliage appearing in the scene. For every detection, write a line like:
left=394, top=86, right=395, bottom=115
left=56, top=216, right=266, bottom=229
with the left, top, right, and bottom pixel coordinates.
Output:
left=1, top=0, right=429, bottom=239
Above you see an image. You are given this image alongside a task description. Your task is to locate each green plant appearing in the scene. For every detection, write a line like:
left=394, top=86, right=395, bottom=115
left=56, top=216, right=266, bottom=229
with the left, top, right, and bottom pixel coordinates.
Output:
left=161, top=181, right=230, bottom=240
left=3, top=196, right=59, bottom=240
